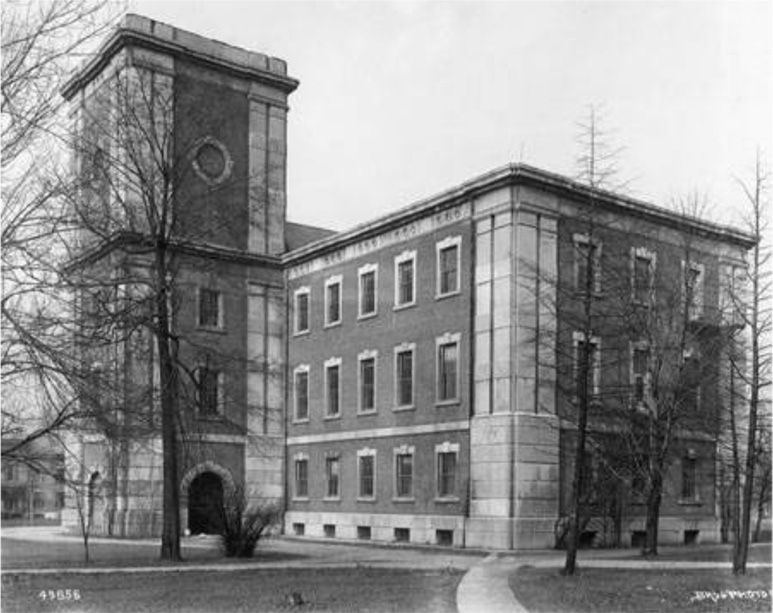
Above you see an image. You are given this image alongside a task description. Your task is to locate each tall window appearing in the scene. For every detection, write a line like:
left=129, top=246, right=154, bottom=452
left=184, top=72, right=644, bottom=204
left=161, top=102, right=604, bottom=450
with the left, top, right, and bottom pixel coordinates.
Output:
left=574, top=235, right=601, bottom=292
left=437, top=237, right=461, bottom=297
left=574, top=332, right=600, bottom=398
left=294, top=458, right=308, bottom=498
left=358, top=451, right=375, bottom=498
left=325, top=456, right=340, bottom=498
left=359, top=353, right=376, bottom=412
left=632, top=344, right=649, bottom=404
left=395, top=251, right=416, bottom=307
left=437, top=336, right=459, bottom=402
left=198, top=288, right=221, bottom=328
left=683, top=261, right=704, bottom=319
left=395, top=345, right=414, bottom=408
left=294, top=367, right=309, bottom=421
left=198, top=367, right=221, bottom=416
left=395, top=451, right=413, bottom=498
left=358, top=264, right=377, bottom=317
left=681, top=454, right=697, bottom=499
left=325, top=276, right=342, bottom=326
left=294, top=288, right=309, bottom=334
left=436, top=449, right=457, bottom=498
left=632, top=248, right=655, bottom=304
left=325, top=360, right=341, bottom=417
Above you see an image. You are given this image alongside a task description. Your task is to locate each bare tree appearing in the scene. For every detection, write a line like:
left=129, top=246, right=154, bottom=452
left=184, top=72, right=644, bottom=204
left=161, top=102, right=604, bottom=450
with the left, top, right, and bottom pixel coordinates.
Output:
left=1, top=0, right=120, bottom=452
left=729, top=153, right=771, bottom=573
left=562, top=104, right=625, bottom=575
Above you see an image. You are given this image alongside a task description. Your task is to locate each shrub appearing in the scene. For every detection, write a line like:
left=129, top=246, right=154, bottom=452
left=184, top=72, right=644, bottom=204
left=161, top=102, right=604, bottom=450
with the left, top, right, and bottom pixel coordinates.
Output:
left=219, top=486, right=281, bottom=558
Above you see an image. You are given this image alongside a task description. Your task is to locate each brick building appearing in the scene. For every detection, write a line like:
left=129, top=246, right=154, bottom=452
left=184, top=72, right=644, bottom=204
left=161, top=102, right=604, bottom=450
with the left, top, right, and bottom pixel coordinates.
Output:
left=62, top=15, right=753, bottom=548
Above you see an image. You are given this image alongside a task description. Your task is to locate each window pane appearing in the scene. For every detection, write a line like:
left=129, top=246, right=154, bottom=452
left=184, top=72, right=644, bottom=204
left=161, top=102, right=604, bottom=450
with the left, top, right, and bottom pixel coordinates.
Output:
left=359, top=456, right=374, bottom=497
left=296, top=371, right=308, bottom=419
left=397, top=350, right=413, bottom=406
left=199, top=368, right=219, bottom=415
left=396, top=454, right=413, bottom=497
left=199, top=289, right=220, bottom=327
left=682, top=457, right=696, bottom=499
left=634, top=256, right=651, bottom=302
left=295, top=460, right=308, bottom=497
left=439, top=245, right=458, bottom=294
left=327, top=365, right=339, bottom=415
left=326, top=458, right=339, bottom=497
left=398, top=260, right=414, bottom=304
left=438, top=452, right=456, bottom=497
left=360, top=271, right=376, bottom=314
left=327, top=283, right=340, bottom=323
left=296, top=293, right=309, bottom=331
left=361, top=358, right=375, bottom=410
left=438, top=342, right=458, bottom=401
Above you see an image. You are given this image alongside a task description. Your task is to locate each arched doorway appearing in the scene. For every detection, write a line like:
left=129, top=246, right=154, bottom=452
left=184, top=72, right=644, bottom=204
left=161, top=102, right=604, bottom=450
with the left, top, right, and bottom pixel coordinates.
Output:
left=187, top=472, right=224, bottom=535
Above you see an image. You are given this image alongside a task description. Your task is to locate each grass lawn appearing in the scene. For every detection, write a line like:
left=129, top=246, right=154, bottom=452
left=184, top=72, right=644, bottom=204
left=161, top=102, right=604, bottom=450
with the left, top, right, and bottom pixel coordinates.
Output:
left=1, top=567, right=462, bottom=613
left=510, top=567, right=772, bottom=613
left=618, top=543, right=772, bottom=564
left=0, top=537, right=304, bottom=569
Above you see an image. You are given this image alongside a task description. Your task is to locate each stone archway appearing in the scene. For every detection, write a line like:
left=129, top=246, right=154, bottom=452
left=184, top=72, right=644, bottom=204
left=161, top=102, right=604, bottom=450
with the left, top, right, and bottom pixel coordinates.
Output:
left=179, top=462, right=235, bottom=536
left=187, top=472, right=223, bottom=535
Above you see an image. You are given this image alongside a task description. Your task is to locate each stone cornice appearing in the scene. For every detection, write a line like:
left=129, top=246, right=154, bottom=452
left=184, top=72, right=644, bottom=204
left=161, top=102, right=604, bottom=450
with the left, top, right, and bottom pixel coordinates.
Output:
left=65, top=231, right=283, bottom=272
left=283, top=164, right=756, bottom=267
left=62, top=14, right=299, bottom=101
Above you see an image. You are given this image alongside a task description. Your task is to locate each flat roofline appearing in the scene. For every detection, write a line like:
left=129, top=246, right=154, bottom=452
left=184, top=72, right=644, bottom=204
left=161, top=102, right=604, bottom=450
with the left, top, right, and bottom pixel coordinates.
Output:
left=283, top=163, right=756, bottom=265
left=62, top=13, right=299, bottom=100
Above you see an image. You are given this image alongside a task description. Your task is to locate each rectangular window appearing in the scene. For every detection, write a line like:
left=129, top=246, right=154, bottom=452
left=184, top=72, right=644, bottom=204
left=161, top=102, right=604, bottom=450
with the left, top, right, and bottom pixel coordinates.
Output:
left=325, top=277, right=341, bottom=326
left=632, top=345, right=649, bottom=404
left=574, top=333, right=600, bottom=398
left=358, top=454, right=375, bottom=498
left=294, top=368, right=309, bottom=421
left=198, top=288, right=221, bottom=328
left=198, top=367, right=221, bottom=416
left=359, top=265, right=377, bottom=317
left=437, top=339, right=459, bottom=402
left=294, top=459, right=308, bottom=498
left=682, top=456, right=697, bottom=499
left=326, top=457, right=340, bottom=498
left=294, top=289, right=309, bottom=334
left=326, top=362, right=340, bottom=417
left=395, top=453, right=413, bottom=498
left=395, top=251, right=416, bottom=307
left=632, top=249, right=655, bottom=304
left=437, top=452, right=457, bottom=497
left=437, top=237, right=461, bottom=296
left=574, top=235, right=601, bottom=292
left=395, top=347, right=414, bottom=407
left=359, top=356, right=376, bottom=412
left=683, top=261, right=704, bottom=319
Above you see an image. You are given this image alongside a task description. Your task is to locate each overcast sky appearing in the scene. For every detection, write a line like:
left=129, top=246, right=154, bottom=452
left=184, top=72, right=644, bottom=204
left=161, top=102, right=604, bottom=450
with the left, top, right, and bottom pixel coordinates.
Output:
left=129, top=0, right=771, bottom=231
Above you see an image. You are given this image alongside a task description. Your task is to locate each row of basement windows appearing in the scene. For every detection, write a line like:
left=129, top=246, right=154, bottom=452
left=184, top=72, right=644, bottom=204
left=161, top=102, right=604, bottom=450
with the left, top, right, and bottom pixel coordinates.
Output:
left=573, top=236, right=706, bottom=318
left=293, top=236, right=462, bottom=334
left=293, top=333, right=461, bottom=421
left=292, top=442, right=460, bottom=502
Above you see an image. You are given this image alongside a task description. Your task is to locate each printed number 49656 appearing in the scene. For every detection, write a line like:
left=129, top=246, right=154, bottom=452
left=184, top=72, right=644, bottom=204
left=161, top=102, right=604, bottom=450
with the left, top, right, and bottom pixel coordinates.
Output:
left=38, top=589, right=81, bottom=601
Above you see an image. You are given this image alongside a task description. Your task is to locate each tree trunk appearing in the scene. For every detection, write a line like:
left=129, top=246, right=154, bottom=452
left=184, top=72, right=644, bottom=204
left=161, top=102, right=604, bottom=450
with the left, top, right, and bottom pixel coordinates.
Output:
left=563, top=381, right=590, bottom=575
left=156, top=251, right=181, bottom=562
left=643, top=472, right=662, bottom=556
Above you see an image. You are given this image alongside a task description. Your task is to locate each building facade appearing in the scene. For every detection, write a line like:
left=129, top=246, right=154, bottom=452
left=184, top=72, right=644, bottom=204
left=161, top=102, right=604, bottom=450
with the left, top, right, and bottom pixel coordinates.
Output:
left=62, top=15, right=753, bottom=548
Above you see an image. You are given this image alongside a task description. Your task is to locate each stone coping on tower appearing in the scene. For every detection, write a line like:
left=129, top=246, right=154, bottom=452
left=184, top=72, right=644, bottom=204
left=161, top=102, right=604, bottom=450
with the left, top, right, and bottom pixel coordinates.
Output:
left=62, top=13, right=299, bottom=101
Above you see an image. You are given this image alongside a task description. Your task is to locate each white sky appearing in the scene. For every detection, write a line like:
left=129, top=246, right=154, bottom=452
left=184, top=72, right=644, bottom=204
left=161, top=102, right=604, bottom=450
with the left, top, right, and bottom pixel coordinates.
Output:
left=129, top=0, right=772, bottom=232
